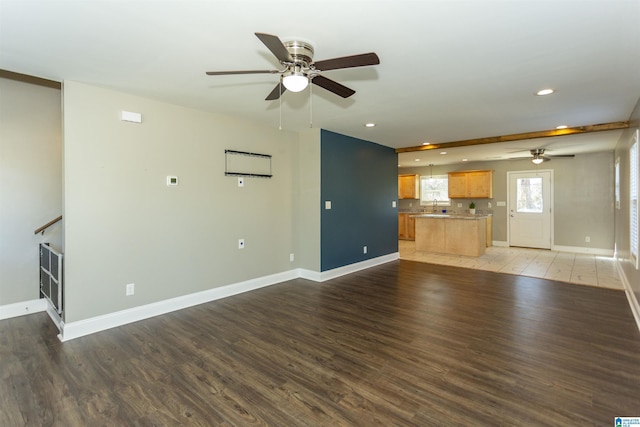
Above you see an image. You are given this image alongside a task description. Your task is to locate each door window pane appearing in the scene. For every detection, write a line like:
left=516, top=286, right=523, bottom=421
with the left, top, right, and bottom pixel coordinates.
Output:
left=516, top=177, right=543, bottom=213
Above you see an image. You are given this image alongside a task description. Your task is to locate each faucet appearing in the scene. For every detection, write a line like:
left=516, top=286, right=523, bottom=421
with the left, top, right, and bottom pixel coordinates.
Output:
left=432, top=199, right=438, bottom=213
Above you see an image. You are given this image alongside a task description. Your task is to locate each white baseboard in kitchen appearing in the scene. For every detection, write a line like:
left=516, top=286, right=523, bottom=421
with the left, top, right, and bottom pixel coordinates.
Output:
left=493, top=241, right=613, bottom=256
left=552, top=245, right=614, bottom=257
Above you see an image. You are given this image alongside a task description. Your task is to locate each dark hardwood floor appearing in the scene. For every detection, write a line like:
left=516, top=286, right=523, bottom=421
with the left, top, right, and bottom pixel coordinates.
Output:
left=2, top=260, right=640, bottom=426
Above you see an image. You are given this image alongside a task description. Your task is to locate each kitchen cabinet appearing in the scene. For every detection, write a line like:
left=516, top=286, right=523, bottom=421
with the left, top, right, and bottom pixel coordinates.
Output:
left=447, top=170, right=493, bottom=198
left=398, top=174, right=420, bottom=199
left=398, top=213, right=415, bottom=240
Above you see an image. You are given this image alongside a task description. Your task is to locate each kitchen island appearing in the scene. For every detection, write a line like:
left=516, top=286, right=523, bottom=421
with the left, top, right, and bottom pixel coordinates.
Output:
left=414, top=214, right=488, bottom=257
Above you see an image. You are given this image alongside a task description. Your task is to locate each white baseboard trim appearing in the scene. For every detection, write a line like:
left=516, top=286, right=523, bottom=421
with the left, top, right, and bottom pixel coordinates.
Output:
left=59, top=269, right=300, bottom=342
left=45, top=303, right=63, bottom=332
left=5, top=252, right=398, bottom=341
left=298, top=252, right=399, bottom=282
left=616, top=260, right=640, bottom=334
left=0, top=298, right=47, bottom=320
left=494, top=241, right=614, bottom=256
left=552, top=245, right=614, bottom=257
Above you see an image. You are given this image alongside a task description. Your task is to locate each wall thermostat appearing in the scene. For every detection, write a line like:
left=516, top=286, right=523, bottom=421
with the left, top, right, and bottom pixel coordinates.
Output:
left=166, top=176, right=178, bottom=186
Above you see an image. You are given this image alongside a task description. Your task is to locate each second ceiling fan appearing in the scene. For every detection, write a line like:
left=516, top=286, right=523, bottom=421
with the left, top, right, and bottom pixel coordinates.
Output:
left=510, top=148, right=575, bottom=164
left=206, top=32, right=380, bottom=100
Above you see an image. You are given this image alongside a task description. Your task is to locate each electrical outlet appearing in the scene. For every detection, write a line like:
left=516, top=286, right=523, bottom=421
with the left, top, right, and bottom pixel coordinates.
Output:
left=238, top=239, right=245, bottom=249
left=363, top=246, right=368, bottom=254
left=290, top=253, right=294, bottom=262
left=126, top=283, right=135, bottom=296
left=585, top=236, right=591, bottom=243
left=457, top=203, right=462, bottom=208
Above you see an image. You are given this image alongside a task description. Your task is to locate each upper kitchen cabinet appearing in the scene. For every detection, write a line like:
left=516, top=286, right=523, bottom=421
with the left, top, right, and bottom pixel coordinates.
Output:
left=448, top=170, right=493, bottom=198
left=398, top=174, right=420, bottom=199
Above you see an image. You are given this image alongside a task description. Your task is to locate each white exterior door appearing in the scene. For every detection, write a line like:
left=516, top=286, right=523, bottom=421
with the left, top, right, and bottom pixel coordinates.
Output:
left=508, top=170, right=552, bottom=249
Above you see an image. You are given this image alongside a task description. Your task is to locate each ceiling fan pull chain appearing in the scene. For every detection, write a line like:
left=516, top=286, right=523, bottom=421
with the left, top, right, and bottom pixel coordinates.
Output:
left=279, top=81, right=282, bottom=131
left=309, top=82, right=313, bottom=128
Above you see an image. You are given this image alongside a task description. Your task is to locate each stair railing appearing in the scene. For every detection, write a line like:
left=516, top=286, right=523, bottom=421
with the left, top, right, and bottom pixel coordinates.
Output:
left=34, top=215, right=62, bottom=235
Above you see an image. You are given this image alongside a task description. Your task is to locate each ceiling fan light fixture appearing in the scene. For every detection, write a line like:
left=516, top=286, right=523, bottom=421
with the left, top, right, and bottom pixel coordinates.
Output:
left=531, top=155, right=544, bottom=164
left=282, top=67, right=308, bottom=92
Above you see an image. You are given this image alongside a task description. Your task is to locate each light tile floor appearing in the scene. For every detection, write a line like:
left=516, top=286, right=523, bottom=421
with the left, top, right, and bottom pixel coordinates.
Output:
left=399, top=240, right=624, bottom=290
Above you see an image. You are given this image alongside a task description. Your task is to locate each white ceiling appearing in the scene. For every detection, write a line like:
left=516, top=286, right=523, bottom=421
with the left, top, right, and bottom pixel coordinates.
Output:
left=2, top=0, right=639, bottom=167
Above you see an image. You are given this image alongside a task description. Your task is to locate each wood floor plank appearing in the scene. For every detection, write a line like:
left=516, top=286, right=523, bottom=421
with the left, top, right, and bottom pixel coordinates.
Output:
left=2, top=259, right=640, bottom=425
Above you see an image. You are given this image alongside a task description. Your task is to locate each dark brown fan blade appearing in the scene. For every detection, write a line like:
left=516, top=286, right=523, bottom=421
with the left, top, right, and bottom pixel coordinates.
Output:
left=255, top=32, right=293, bottom=63
left=548, top=154, right=575, bottom=158
left=311, top=75, right=355, bottom=98
left=265, top=82, right=286, bottom=101
left=312, top=53, right=379, bottom=71
left=206, top=70, right=280, bottom=76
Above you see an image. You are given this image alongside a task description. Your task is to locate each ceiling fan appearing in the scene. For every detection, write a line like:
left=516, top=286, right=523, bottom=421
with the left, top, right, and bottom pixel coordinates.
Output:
left=206, top=32, right=380, bottom=100
left=511, top=148, right=576, bottom=164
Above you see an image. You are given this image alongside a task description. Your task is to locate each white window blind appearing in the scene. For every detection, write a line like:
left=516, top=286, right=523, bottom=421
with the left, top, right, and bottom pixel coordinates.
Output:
left=631, top=132, right=639, bottom=269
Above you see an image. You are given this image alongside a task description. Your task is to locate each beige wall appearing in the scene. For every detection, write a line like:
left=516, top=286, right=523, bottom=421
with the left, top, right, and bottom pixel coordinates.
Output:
left=399, top=151, right=615, bottom=251
left=614, top=97, right=640, bottom=301
left=295, top=128, right=321, bottom=271
left=0, top=78, right=62, bottom=305
left=63, top=81, right=299, bottom=322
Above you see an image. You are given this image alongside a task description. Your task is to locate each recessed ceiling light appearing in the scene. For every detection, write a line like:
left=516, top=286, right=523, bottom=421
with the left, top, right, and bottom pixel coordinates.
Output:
left=422, top=142, right=430, bottom=146
left=414, top=158, right=421, bottom=162
left=364, top=123, right=376, bottom=128
left=440, top=151, right=447, bottom=155
left=556, top=125, right=568, bottom=129
left=462, top=158, right=468, bottom=162
left=536, top=88, right=555, bottom=96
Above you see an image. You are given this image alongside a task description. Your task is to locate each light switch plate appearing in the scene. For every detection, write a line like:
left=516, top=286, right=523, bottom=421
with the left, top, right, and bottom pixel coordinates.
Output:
left=325, top=201, right=332, bottom=209
left=238, top=177, right=244, bottom=187
left=497, top=201, right=506, bottom=207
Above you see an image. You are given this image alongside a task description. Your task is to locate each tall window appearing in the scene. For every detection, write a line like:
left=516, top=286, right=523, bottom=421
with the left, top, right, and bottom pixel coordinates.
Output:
left=420, top=175, right=450, bottom=206
left=631, top=130, right=639, bottom=269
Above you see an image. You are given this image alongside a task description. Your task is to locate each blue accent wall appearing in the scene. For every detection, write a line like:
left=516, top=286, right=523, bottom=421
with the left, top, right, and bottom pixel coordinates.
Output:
left=320, top=129, right=398, bottom=271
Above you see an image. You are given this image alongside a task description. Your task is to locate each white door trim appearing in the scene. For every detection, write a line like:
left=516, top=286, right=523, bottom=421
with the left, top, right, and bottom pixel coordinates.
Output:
left=506, top=169, right=554, bottom=249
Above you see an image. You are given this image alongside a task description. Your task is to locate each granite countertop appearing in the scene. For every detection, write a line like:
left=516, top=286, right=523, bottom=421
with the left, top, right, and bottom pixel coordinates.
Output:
left=412, top=213, right=489, bottom=220
left=400, top=210, right=492, bottom=219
